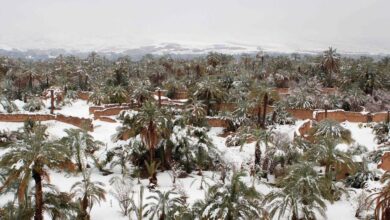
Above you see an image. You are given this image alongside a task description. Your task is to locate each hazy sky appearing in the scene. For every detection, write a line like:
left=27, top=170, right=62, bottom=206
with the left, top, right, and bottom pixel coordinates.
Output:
left=1, top=0, right=390, bottom=53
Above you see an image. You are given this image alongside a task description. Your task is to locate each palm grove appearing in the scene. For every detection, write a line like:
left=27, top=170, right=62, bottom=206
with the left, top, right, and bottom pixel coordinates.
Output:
left=0, top=47, right=389, bottom=219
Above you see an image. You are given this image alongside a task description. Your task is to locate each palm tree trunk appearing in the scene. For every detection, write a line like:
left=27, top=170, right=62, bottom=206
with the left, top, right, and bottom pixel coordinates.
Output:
left=159, top=211, right=165, bottom=220
left=50, top=90, right=55, bottom=114
left=325, top=163, right=331, bottom=177
left=255, top=142, right=261, bottom=166
left=29, top=72, right=33, bottom=91
left=206, top=99, right=211, bottom=116
left=261, top=93, right=268, bottom=129
left=292, top=210, right=298, bottom=220
left=80, top=195, right=90, bottom=220
left=32, top=169, right=43, bottom=220
left=257, top=105, right=262, bottom=126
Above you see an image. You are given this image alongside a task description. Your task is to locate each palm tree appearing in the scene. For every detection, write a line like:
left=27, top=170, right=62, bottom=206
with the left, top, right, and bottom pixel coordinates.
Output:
left=88, top=87, right=106, bottom=105
left=373, top=122, right=390, bottom=144
left=0, top=199, right=34, bottom=220
left=145, top=189, right=185, bottom=220
left=193, top=77, right=225, bottom=115
left=71, top=170, right=106, bottom=220
left=244, top=127, right=272, bottom=168
left=61, top=128, right=104, bottom=172
left=263, top=162, right=327, bottom=220
left=249, top=83, right=278, bottom=128
left=44, top=188, right=78, bottom=220
left=0, top=124, right=71, bottom=220
left=366, top=171, right=390, bottom=220
left=307, top=137, right=355, bottom=178
left=193, top=171, right=265, bottom=220
left=310, top=119, right=353, bottom=144
left=109, top=85, right=128, bottom=104
left=133, top=102, right=169, bottom=162
left=322, top=47, right=340, bottom=87
left=183, top=99, right=207, bottom=126
left=130, top=102, right=171, bottom=184
left=130, top=80, right=152, bottom=107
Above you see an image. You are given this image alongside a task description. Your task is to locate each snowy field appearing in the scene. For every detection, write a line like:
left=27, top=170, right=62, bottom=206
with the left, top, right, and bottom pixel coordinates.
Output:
left=0, top=100, right=386, bottom=220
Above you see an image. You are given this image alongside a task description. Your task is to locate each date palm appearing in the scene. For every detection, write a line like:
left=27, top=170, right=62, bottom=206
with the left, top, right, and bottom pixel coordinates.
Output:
left=0, top=124, right=70, bottom=220
left=193, top=77, right=225, bottom=115
left=249, top=83, right=278, bottom=128
left=145, top=189, right=185, bottom=220
left=61, top=128, right=104, bottom=172
left=88, top=87, right=107, bottom=105
left=71, top=170, right=106, bottom=220
left=322, top=47, right=340, bottom=87
left=307, top=137, right=355, bottom=178
left=263, top=162, right=327, bottom=220
left=310, top=119, right=353, bottom=144
left=132, top=102, right=170, bottom=163
left=183, top=99, right=207, bottom=126
left=366, top=171, right=390, bottom=220
left=193, top=171, right=265, bottom=220
left=109, top=85, right=128, bottom=104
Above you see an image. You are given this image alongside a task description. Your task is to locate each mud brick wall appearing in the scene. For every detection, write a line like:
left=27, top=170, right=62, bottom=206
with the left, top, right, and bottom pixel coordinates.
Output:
left=0, top=113, right=56, bottom=122
left=93, top=106, right=131, bottom=119
left=379, top=152, right=390, bottom=171
left=287, top=109, right=314, bottom=120
left=77, top=91, right=91, bottom=100
left=173, top=91, right=188, bottom=99
left=89, top=106, right=105, bottom=114
left=315, top=110, right=372, bottom=123
left=319, top=110, right=352, bottom=122
left=0, top=113, right=93, bottom=131
left=207, top=118, right=229, bottom=127
left=372, top=112, right=390, bottom=122
left=212, top=103, right=236, bottom=112
left=335, top=163, right=356, bottom=180
left=55, top=114, right=93, bottom=131
left=98, top=116, right=117, bottom=123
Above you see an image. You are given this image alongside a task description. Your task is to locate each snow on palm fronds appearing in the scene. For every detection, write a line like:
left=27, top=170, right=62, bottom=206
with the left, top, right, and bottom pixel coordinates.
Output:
left=144, top=189, right=186, bottom=220
left=193, top=171, right=266, bottom=220
left=373, top=122, right=390, bottom=144
left=0, top=96, right=18, bottom=113
left=263, top=162, right=327, bottom=220
left=170, top=125, right=219, bottom=166
left=23, top=97, right=45, bottom=112
left=60, top=128, right=104, bottom=172
left=311, top=119, right=353, bottom=144
left=88, top=87, right=107, bottom=105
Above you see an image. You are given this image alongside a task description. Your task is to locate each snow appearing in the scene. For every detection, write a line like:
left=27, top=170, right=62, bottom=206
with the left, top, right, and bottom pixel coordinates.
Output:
left=56, top=99, right=91, bottom=118
left=341, top=122, right=378, bottom=151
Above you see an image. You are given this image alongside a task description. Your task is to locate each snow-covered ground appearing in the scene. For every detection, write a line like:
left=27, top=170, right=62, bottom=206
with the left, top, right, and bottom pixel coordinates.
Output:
left=0, top=100, right=386, bottom=219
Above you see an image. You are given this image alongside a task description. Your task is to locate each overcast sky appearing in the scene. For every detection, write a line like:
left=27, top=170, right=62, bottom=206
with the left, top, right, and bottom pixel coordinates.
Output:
left=0, top=0, right=389, bottom=53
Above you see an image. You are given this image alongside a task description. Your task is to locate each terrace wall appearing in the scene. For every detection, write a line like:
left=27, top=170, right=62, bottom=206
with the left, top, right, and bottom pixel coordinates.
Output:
left=172, top=90, right=188, bottom=99
left=93, top=106, right=131, bottom=119
left=77, top=91, right=91, bottom=100
left=287, top=109, right=314, bottom=120
left=372, top=112, right=390, bottom=122
left=0, top=113, right=93, bottom=131
left=379, top=152, right=390, bottom=171
left=207, top=118, right=229, bottom=128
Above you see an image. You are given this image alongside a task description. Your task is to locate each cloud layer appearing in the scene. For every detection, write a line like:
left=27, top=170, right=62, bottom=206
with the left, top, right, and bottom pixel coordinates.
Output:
left=1, top=0, right=389, bottom=53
